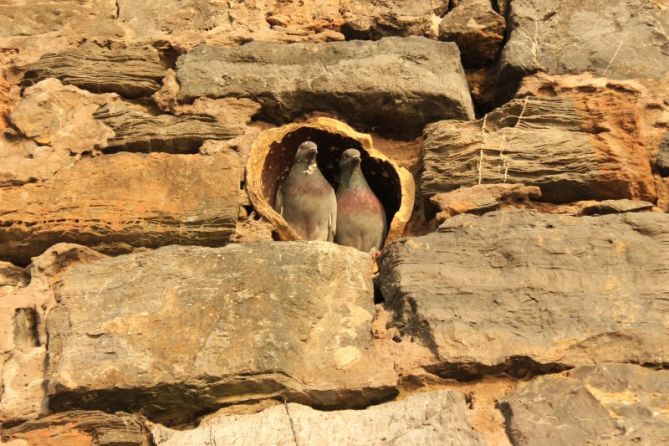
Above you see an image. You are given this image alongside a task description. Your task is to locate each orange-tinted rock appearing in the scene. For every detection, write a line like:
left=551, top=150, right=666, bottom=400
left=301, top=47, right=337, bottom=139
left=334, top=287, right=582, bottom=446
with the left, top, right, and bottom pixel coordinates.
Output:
left=10, top=79, right=117, bottom=155
left=1, top=245, right=105, bottom=426
left=422, top=95, right=657, bottom=203
left=431, top=183, right=542, bottom=220
left=2, top=411, right=151, bottom=445
left=0, top=135, right=73, bottom=187
left=517, top=73, right=669, bottom=164
left=0, top=152, right=240, bottom=265
left=0, top=76, right=9, bottom=130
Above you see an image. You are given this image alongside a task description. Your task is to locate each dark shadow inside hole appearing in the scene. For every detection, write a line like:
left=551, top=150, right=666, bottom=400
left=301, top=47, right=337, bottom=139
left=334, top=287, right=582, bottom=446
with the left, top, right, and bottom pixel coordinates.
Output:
left=263, top=128, right=402, bottom=230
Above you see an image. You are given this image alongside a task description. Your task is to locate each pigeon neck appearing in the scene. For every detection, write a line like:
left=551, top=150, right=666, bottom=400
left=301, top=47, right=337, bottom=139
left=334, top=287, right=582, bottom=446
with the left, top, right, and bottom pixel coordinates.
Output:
left=341, top=163, right=368, bottom=188
left=293, top=158, right=317, bottom=175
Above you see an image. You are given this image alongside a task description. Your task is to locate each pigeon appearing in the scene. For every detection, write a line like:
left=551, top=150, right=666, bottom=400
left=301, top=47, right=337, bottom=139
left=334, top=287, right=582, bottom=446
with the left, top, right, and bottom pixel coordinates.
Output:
left=335, top=148, right=387, bottom=254
left=274, top=141, right=337, bottom=241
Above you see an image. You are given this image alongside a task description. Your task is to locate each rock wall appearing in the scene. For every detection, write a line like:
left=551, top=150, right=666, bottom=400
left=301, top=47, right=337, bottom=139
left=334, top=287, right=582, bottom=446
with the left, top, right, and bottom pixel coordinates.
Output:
left=1, top=1, right=668, bottom=445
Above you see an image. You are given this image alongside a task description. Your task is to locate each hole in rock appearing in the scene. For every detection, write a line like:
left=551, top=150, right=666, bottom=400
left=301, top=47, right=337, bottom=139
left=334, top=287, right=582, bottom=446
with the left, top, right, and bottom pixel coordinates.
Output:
left=263, top=127, right=402, bottom=232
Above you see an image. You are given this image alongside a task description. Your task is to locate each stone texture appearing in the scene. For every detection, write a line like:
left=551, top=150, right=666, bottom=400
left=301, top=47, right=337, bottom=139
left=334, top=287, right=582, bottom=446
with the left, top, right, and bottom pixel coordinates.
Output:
left=117, top=0, right=345, bottom=47
left=10, top=79, right=117, bottom=154
left=0, top=135, right=72, bottom=187
left=421, top=96, right=656, bottom=203
left=1, top=245, right=105, bottom=426
left=46, top=242, right=397, bottom=425
left=658, top=132, right=669, bottom=176
left=579, top=199, right=655, bottom=215
left=516, top=72, right=669, bottom=164
left=176, top=37, right=474, bottom=137
left=0, top=152, right=240, bottom=265
left=439, top=0, right=505, bottom=67
left=0, top=263, right=27, bottom=291
left=0, top=0, right=123, bottom=70
left=430, top=184, right=541, bottom=220
left=152, top=390, right=485, bottom=446
left=498, top=0, right=669, bottom=96
left=500, top=363, right=669, bottom=445
left=0, top=1, right=118, bottom=39
left=94, top=104, right=241, bottom=153
left=379, top=211, right=669, bottom=379
left=23, top=45, right=165, bottom=98
left=341, top=1, right=447, bottom=40
left=153, top=69, right=262, bottom=129
left=0, top=76, right=9, bottom=130
left=3, top=410, right=151, bottom=445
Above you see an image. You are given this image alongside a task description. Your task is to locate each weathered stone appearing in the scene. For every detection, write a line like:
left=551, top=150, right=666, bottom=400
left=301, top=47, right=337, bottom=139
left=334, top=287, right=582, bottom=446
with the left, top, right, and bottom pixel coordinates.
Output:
left=579, top=199, right=655, bottom=215
left=342, top=15, right=436, bottom=40
left=421, top=96, right=656, bottom=203
left=466, top=67, right=497, bottom=110
left=430, top=184, right=541, bottom=219
left=0, top=263, right=27, bottom=290
left=341, top=0, right=447, bottom=40
left=0, top=76, right=9, bottom=130
left=46, top=242, right=398, bottom=425
left=0, top=135, right=72, bottom=187
left=117, top=0, right=344, bottom=47
left=94, top=104, right=241, bottom=153
left=516, top=72, right=669, bottom=169
left=3, top=410, right=151, bottom=445
left=153, top=69, right=262, bottom=129
left=10, top=79, right=116, bottom=154
left=439, top=0, right=505, bottom=67
left=498, top=0, right=669, bottom=96
left=658, top=132, right=669, bottom=176
left=23, top=45, right=165, bottom=98
left=176, top=37, right=474, bottom=137
left=152, top=390, right=484, bottom=446
left=0, top=245, right=104, bottom=426
left=0, top=152, right=240, bottom=265
left=0, top=1, right=118, bottom=39
left=500, top=363, right=669, bottom=445
left=379, top=211, right=669, bottom=379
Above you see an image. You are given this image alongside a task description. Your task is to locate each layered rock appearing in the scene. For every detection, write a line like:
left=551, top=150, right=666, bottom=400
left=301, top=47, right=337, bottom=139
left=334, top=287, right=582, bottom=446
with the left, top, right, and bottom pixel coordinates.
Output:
left=0, top=151, right=240, bottom=265
left=176, top=37, right=474, bottom=137
left=500, top=364, right=669, bottom=445
left=2, top=410, right=151, bottom=445
left=152, top=390, right=485, bottom=446
left=46, top=242, right=397, bottom=425
left=498, top=0, right=669, bottom=95
left=379, top=211, right=669, bottom=379
left=421, top=96, right=656, bottom=203
left=23, top=45, right=165, bottom=98
left=94, top=104, right=241, bottom=153
left=430, top=183, right=542, bottom=220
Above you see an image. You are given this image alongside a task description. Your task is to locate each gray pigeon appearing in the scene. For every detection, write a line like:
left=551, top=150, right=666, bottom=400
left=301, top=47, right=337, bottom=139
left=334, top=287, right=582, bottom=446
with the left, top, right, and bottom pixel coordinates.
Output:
left=335, top=148, right=387, bottom=253
left=274, top=141, right=337, bottom=241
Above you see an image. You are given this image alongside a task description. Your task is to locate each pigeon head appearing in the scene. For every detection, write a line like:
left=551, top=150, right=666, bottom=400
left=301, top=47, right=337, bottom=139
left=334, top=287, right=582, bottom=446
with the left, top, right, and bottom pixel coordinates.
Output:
left=339, top=148, right=361, bottom=170
left=294, top=141, right=318, bottom=165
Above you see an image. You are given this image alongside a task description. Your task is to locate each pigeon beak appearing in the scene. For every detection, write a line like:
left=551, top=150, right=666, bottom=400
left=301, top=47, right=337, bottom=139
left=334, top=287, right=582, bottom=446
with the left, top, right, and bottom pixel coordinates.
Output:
left=305, top=146, right=317, bottom=157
